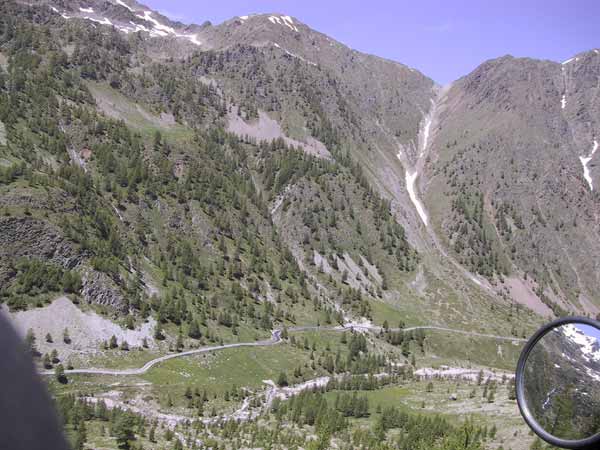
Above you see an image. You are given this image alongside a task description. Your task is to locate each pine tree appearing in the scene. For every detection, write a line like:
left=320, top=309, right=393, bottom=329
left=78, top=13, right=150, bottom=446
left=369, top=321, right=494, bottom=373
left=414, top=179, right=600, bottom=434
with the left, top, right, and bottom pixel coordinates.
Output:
left=113, top=414, right=135, bottom=449
left=74, top=418, right=87, bottom=450
left=277, top=371, right=289, bottom=387
left=51, top=349, right=59, bottom=364
left=55, top=364, right=67, bottom=384
left=176, top=332, right=184, bottom=352
left=188, top=320, right=201, bottom=339
left=63, top=328, right=71, bottom=344
left=45, top=333, right=53, bottom=343
left=25, top=328, right=37, bottom=355
left=43, top=353, right=52, bottom=369
left=153, top=325, right=164, bottom=340
left=109, top=335, right=118, bottom=349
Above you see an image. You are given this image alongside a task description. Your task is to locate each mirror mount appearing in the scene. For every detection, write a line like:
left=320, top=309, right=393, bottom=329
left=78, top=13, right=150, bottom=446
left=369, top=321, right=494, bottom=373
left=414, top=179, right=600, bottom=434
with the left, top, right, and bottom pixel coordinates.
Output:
left=517, top=316, right=600, bottom=450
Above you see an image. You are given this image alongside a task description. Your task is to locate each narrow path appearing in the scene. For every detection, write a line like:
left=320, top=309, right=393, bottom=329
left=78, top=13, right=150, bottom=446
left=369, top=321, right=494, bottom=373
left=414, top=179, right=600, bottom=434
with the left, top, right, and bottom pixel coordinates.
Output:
left=40, top=326, right=524, bottom=377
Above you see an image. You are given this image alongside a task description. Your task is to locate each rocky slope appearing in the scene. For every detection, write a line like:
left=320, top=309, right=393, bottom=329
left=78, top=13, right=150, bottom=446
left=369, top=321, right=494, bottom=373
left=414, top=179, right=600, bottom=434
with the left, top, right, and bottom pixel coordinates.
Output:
left=4, top=0, right=597, bottom=341
left=423, top=53, right=600, bottom=316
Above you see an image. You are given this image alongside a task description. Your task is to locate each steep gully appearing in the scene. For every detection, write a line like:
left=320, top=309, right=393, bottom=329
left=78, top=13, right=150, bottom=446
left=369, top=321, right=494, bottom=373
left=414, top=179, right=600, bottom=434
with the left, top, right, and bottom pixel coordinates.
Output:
left=561, top=58, right=597, bottom=191
left=397, top=88, right=492, bottom=293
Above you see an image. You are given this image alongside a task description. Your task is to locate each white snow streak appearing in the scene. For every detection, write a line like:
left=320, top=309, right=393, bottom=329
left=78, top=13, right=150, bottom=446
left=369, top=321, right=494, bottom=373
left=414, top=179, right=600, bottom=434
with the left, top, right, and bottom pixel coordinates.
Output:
left=405, top=169, right=428, bottom=226
left=420, top=116, right=432, bottom=156
left=115, top=0, right=134, bottom=12
left=124, top=11, right=201, bottom=45
left=272, top=43, right=317, bottom=66
left=268, top=15, right=299, bottom=32
left=137, top=11, right=176, bottom=35
left=85, top=17, right=113, bottom=26
left=79, top=7, right=94, bottom=13
left=562, top=56, right=580, bottom=65
left=561, top=94, right=566, bottom=109
left=580, top=139, right=598, bottom=191
left=184, top=34, right=202, bottom=46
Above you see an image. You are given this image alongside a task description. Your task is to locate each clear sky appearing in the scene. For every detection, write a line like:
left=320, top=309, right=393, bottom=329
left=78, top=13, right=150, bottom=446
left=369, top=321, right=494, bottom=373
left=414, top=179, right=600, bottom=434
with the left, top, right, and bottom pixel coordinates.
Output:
left=576, top=324, right=600, bottom=344
left=141, top=0, right=600, bottom=85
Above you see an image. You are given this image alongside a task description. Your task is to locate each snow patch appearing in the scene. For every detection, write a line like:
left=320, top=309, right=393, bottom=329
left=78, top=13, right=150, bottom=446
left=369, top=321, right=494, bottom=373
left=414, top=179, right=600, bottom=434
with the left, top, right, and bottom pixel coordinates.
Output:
left=404, top=168, right=428, bottom=226
left=115, top=0, right=134, bottom=12
left=561, top=94, right=566, bottom=109
left=185, top=34, right=202, bottom=46
left=580, top=139, right=598, bottom=191
left=272, top=43, right=317, bottom=66
left=174, top=33, right=202, bottom=46
left=561, top=324, right=600, bottom=361
left=562, top=57, right=579, bottom=65
left=420, top=117, right=432, bottom=156
left=79, top=7, right=94, bottom=13
left=470, top=275, right=482, bottom=287
left=85, top=17, right=113, bottom=26
left=130, top=11, right=200, bottom=45
left=268, top=15, right=299, bottom=32
left=137, top=10, right=176, bottom=36
left=419, top=99, right=435, bottom=156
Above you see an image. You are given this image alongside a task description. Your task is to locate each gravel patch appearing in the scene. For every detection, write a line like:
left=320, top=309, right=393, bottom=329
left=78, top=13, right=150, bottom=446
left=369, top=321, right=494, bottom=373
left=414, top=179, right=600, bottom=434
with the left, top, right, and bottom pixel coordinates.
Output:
left=3, top=296, right=156, bottom=358
left=227, top=110, right=331, bottom=159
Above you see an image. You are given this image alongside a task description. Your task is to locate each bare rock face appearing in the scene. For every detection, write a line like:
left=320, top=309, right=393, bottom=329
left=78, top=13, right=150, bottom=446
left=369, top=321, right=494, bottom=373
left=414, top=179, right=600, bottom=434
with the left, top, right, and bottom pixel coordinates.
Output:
left=80, top=269, right=128, bottom=313
left=0, top=217, right=82, bottom=269
left=0, top=217, right=127, bottom=312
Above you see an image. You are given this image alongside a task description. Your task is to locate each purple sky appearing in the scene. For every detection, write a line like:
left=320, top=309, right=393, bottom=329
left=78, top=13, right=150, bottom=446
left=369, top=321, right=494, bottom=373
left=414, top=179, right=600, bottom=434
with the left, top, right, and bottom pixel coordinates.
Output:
left=141, top=0, right=600, bottom=84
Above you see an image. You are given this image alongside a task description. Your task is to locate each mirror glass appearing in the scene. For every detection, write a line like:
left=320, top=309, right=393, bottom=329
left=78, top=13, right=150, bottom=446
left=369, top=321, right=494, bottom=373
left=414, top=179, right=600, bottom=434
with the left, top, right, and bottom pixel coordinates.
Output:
left=523, top=323, right=600, bottom=441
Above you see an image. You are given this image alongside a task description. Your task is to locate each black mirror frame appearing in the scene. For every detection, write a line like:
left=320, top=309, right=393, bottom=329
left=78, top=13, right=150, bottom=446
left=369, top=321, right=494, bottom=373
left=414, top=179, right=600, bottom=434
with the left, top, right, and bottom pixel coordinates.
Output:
left=516, top=316, right=600, bottom=450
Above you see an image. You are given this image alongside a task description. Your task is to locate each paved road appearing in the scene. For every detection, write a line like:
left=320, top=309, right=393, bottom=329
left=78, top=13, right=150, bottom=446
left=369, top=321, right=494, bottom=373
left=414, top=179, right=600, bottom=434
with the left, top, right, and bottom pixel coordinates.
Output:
left=288, top=324, right=527, bottom=342
left=41, top=330, right=282, bottom=376
left=40, top=325, right=525, bottom=377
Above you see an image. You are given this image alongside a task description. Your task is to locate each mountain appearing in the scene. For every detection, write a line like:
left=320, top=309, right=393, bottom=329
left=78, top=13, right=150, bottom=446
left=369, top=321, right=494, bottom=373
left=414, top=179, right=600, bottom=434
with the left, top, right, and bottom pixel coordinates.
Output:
left=1, top=1, right=599, bottom=449
left=423, top=53, right=600, bottom=316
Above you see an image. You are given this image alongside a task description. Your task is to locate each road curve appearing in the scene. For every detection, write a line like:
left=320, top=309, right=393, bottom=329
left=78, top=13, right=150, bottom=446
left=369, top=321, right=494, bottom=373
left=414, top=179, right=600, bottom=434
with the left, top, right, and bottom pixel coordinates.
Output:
left=40, top=325, right=525, bottom=377
left=41, top=330, right=282, bottom=376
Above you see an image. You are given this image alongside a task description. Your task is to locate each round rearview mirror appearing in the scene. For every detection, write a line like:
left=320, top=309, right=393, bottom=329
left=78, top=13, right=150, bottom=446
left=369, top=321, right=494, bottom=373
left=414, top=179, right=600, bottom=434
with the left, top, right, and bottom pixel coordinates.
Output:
left=516, top=317, right=600, bottom=449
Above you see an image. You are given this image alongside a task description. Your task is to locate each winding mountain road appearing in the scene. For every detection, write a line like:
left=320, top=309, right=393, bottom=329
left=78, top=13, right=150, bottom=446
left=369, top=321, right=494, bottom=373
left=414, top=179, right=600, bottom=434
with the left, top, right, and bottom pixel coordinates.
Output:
left=40, top=325, right=525, bottom=377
